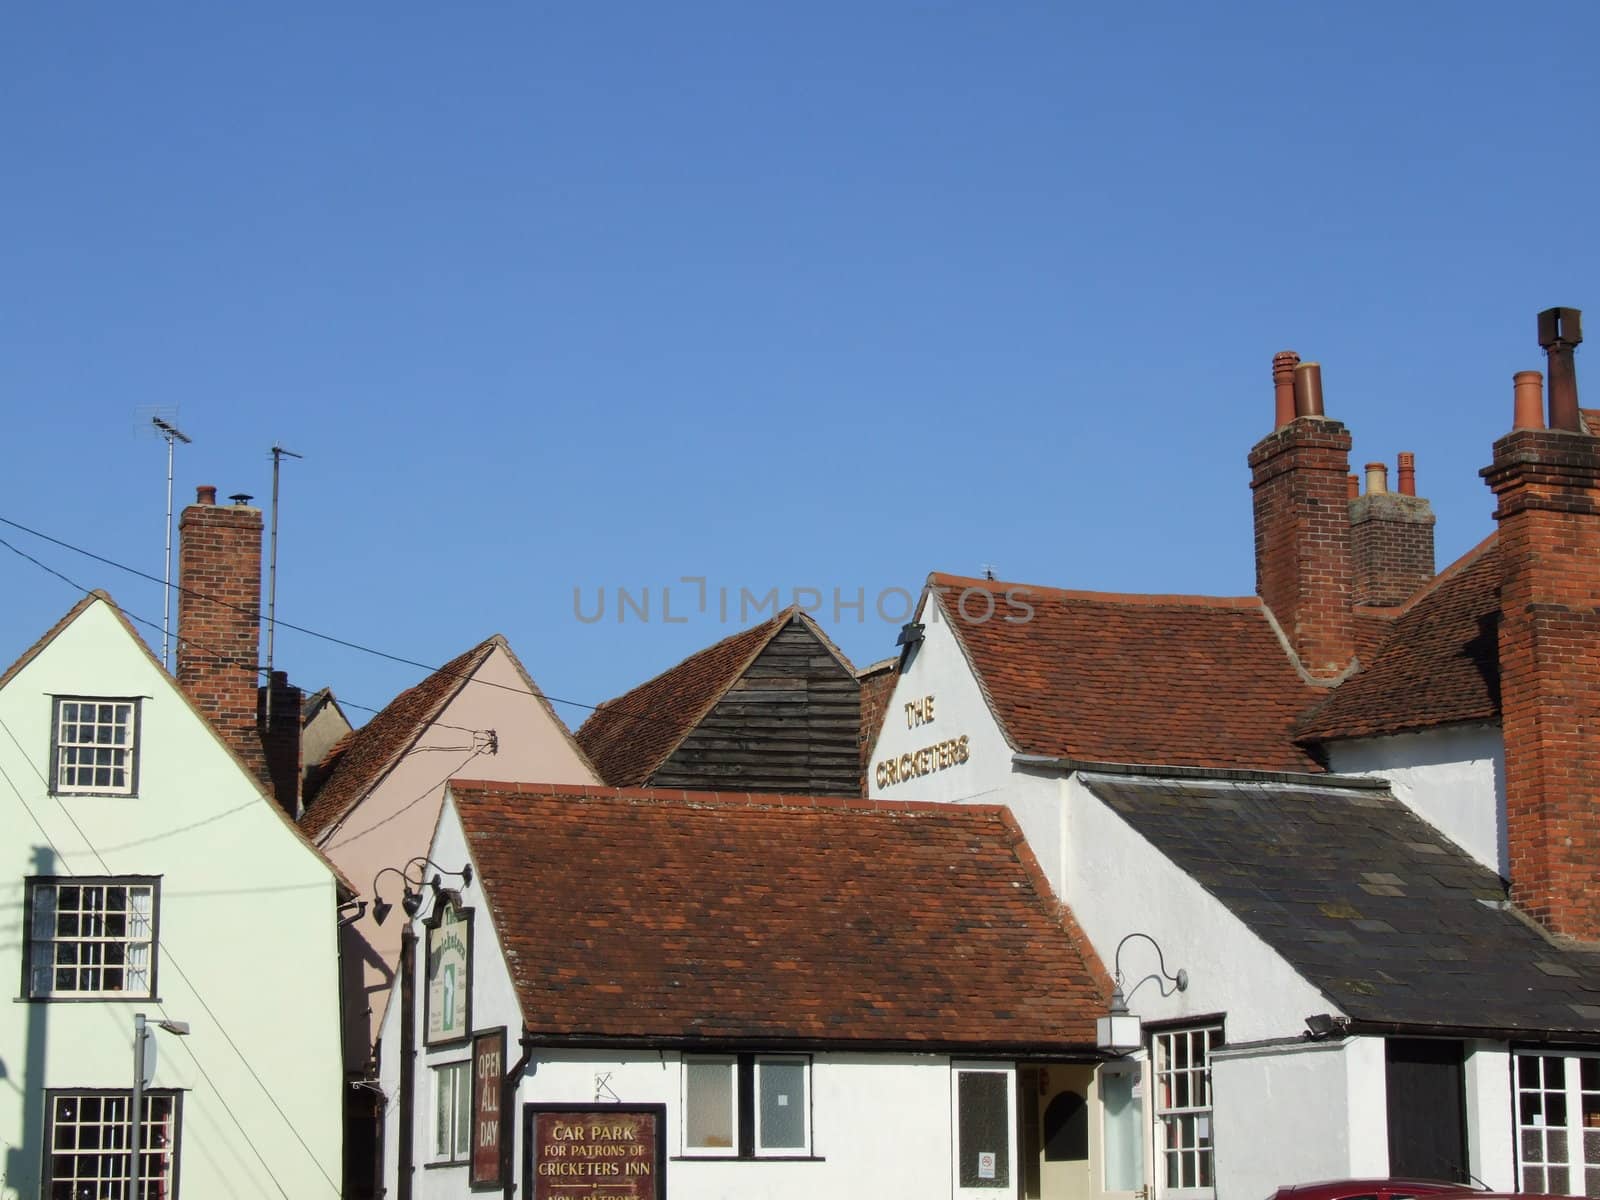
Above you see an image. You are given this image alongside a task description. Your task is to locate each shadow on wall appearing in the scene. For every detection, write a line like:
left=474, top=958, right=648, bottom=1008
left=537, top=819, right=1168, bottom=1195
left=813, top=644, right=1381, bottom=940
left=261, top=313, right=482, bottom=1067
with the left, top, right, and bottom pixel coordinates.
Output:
left=3, top=846, right=55, bottom=1197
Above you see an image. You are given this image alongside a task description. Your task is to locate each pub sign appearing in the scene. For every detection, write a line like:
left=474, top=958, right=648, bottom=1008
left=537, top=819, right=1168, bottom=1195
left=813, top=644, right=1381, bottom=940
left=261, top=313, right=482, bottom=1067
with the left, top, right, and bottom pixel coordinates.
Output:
left=523, top=1104, right=666, bottom=1200
left=426, top=899, right=473, bottom=1046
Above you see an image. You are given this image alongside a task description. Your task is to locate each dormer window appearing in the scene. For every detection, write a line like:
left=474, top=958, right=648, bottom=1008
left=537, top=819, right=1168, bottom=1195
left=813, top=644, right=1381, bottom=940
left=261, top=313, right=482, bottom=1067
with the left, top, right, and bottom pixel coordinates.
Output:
left=51, top=697, right=140, bottom=796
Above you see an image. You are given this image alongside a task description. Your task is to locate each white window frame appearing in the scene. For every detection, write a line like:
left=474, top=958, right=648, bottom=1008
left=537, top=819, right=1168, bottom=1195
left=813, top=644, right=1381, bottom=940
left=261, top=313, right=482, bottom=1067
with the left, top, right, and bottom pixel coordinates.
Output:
left=753, top=1055, right=811, bottom=1157
left=52, top=696, right=141, bottom=796
left=433, top=1060, right=471, bottom=1163
left=681, top=1054, right=814, bottom=1158
left=1151, top=1024, right=1220, bottom=1198
left=681, top=1055, right=737, bottom=1156
left=1514, top=1049, right=1600, bottom=1196
left=43, top=1088, right=180, bottom=1199
left=952, top=1059, right=1018, bottom=1200
left=26, top=877, right=158, bottom=999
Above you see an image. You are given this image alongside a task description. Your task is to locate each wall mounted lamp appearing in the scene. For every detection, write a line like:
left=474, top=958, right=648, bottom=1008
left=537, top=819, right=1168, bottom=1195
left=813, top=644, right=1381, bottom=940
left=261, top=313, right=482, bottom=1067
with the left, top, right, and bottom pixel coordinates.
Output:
left=371, top=858, right=473, bottom=925
left=1304, top=1012, right=1350, bottom=1040
left=1095, top=932, right=1189, bottom=1054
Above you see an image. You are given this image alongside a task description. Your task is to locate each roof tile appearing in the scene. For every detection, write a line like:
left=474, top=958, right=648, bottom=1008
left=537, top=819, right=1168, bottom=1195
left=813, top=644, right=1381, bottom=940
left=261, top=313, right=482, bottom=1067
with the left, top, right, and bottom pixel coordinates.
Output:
left=453, top=780, right=1110, bottom=1048
left=928, top=573, right=1325, bottom=772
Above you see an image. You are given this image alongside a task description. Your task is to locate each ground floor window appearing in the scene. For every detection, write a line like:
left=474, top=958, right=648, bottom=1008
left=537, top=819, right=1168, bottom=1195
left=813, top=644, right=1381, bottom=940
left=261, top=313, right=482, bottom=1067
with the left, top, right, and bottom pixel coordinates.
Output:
left=1152, top=1025, right=1220, bottom=1195
left=1515, top=1050, right=1600, bottom=1196
left=681, top=1053, right=811, bottom=1157
left=43, top=1089, right=179, bottom=1199
left=434, top=1060, right=471, bottom=1163
left=953, top=1062, right=1015, bottom=1195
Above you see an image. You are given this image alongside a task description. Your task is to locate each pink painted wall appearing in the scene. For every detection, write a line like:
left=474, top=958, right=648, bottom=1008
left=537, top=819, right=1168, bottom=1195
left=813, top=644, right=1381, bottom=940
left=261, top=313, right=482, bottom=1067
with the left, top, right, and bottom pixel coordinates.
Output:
left=317, top=642, right=598, bottom=1071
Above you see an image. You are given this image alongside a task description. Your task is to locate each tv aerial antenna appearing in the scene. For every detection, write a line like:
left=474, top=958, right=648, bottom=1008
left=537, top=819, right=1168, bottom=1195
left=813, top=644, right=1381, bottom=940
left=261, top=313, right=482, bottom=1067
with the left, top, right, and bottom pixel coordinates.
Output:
left=265, top=444, right=302, bottom=711
left=144, top=412, right=192, bottom=670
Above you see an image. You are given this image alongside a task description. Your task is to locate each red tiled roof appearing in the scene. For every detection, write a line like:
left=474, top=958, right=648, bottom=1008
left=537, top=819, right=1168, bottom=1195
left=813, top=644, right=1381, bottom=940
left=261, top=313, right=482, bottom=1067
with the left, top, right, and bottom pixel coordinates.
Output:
left=856, top=658, right=899, bottom=790
left=300, top=637, right=501, bottom=841
left=575, top=612, right=793, bottom=787
left=453, top=781, right=1110, bottom=1049
left=926, top=573, right=1326, bottom=773
left=1296, top=536, right=1502, bottom=743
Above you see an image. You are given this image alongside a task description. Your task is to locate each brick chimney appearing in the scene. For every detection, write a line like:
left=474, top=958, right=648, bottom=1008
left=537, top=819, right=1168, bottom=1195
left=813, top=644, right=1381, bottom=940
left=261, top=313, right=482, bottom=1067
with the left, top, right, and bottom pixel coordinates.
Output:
left=258, top=671, right=304, bottom=820
left=1249, top=352, right=1357, bottom=679
left=1349, top=453, right=1435, bottom=606
left=177, top=487, right=269, bottom=784
left=1481, top=306, right=1600, bottom=941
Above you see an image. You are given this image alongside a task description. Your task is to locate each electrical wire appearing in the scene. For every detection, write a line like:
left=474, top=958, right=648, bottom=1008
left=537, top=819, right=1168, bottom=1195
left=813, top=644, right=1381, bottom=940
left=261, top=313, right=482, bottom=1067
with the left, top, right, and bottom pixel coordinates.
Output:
left=0, top=534, right=486, bottom=742
left=0, top=513, right=691, bottom=734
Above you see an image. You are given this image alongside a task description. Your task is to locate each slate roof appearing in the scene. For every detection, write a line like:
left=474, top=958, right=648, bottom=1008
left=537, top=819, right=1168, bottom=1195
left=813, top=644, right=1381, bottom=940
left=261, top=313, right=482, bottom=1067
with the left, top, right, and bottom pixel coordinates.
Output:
left=1082, top=772, right=1600, bottom=1038
left=925, top=573, right=1326, bottom=773
left=1297, top=537, right=1501, bottom=743
left=575, top=610, right=798, bottom=787
left=296, top=634, right=592, bottom=842
left=452, top=780, right=1111, bottom=1049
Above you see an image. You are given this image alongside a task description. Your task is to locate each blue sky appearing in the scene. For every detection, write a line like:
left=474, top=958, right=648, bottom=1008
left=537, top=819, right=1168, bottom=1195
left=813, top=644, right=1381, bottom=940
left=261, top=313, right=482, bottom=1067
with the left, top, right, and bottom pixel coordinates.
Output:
left=4, top=4, right=1598, bottom=731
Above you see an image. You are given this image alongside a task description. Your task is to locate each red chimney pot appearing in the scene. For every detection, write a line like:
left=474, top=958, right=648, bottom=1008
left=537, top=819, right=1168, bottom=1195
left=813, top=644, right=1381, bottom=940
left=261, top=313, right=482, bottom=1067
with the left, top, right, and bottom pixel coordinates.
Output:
left=1293, top=362, right=1325, bottom=417
left=1397, top=452, right=1416, bottom=497
left=1272, top=351, right=1301, bottom=428
left=1513, top=371, right=1545, bottom=431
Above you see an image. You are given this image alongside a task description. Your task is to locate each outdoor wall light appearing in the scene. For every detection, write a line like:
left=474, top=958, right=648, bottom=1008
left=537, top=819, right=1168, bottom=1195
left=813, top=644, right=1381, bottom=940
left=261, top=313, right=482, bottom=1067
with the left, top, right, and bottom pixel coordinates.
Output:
left=1304, top=1012, right=1351, bottom=1039
left=1095, top=932, right=1190, bottom=1054
left=371, top=859, right=473, bottom=925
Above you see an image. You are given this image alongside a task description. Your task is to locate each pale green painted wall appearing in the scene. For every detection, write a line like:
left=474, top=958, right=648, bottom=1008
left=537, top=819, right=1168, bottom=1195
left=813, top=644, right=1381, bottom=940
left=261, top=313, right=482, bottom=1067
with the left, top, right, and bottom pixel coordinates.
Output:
left=0, top=598, right=343, bottom=1200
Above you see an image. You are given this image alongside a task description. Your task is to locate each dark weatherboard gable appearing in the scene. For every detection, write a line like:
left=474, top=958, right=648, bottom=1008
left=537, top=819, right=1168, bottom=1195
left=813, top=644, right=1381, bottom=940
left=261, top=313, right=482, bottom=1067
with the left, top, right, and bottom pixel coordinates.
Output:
left=650, top=617, right=861, bottom=795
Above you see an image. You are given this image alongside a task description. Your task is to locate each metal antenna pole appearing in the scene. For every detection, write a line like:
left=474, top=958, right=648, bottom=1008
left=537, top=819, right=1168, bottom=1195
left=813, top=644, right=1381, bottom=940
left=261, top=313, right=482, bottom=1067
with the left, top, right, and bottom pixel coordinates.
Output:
left=151, top=418, right=192, bottom=670
left=266, top=445, right=302, bottom=713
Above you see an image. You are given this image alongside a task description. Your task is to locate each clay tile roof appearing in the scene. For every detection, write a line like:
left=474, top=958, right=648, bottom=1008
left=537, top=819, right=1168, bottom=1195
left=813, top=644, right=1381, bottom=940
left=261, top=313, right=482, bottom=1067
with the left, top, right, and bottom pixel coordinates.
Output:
left=300, top=637, right=501, bottom=841
left=575, top=611, right=795, bottom=787
left=926, top=573, right=1325, bottom=773
left=856, top=658, right=899, bottom=789
left=1296, top=537, right=1501, bottom=743
left=452, top=781, right=1109, bottom=1048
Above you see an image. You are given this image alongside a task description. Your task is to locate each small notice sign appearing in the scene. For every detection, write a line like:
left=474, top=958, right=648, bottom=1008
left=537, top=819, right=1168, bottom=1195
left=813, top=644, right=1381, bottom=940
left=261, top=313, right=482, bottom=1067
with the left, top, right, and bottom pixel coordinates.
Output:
left=470, top=1029, right=505, bottom=1188
left=978, top=1151, right=997, bottom=1180
left=525, top=1105, right=665, bottom=1200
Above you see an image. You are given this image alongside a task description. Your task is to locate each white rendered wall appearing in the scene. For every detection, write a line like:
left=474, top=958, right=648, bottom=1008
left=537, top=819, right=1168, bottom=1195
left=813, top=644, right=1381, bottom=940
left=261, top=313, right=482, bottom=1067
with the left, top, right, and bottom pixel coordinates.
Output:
left=867, top=602, right=1067, bottom=891
left=1064, top=773, right=1335, bottom=1046
left=380, top=793, right=525, bottom=1200
left=0, top=598, right=344, bottom=1200
left=1464, top=1042, right=1515, bottom=1190
left=1210, top=1039, right=1371, bottom=1198
left=1325, top=725, right=1505, bottom=876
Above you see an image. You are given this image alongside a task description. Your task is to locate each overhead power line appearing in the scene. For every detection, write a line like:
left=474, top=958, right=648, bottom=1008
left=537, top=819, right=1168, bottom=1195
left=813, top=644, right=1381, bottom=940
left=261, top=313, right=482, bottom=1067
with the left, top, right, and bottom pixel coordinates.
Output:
left=0, top=514, right=712, bottom=734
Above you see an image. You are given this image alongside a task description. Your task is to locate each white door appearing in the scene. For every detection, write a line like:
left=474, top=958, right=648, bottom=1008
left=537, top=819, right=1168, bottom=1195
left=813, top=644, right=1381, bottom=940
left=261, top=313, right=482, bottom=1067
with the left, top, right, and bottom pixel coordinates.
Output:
left=954, top=1061, right=1018, bottom=1200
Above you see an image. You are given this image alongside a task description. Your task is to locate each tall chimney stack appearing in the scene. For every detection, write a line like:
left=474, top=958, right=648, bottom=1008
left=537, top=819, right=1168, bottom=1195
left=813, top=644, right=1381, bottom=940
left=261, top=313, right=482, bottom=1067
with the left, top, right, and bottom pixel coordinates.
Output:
left=177, top=486, right=269, bottom=783
left=1482, top=308, right=1600, bottom=941
left=1249, top=351, right=1357, bottom=679
left=1351, top=453, right=1435, bottom=607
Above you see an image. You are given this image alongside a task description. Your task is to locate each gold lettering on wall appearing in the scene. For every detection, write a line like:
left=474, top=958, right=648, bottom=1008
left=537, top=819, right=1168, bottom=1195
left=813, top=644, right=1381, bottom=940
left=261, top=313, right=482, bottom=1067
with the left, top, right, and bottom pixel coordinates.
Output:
left=874, top=735, right=970, bottom=790
left=905, top=694, right=937, bottom=728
